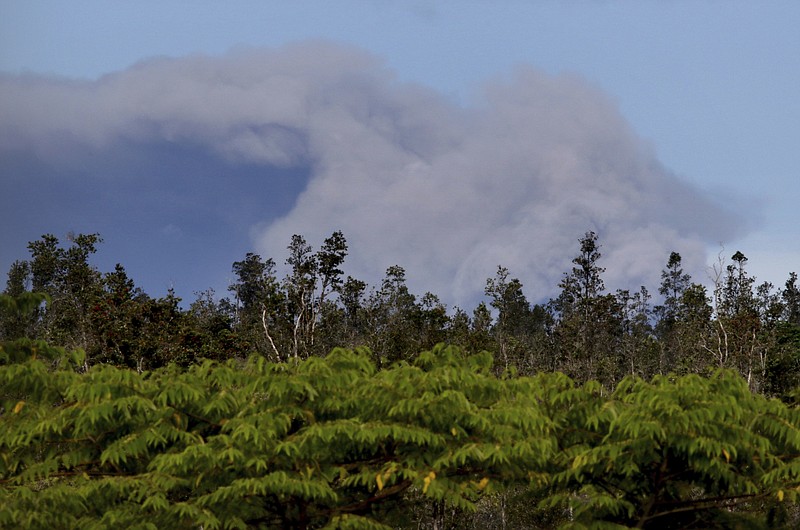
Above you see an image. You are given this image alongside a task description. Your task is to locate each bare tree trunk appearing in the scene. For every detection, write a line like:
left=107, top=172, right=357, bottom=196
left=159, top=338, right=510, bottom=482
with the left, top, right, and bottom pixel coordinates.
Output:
left=261, top=307, right=281, bottom=362
left=292, top=286, right=307, bottom=361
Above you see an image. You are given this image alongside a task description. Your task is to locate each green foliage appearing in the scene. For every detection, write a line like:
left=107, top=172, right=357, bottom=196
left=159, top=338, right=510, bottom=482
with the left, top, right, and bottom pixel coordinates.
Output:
left=6, top=230, right=800, bottom=401
left=5, top=230, right=800, bottom=527
left=24, top=233, right=104, bottom=349
left=544, top=371, right=800, bottom=529
left=0, top=292, right=50, bottom=343
left=0, top=344, right=538, bottom=527
left=2, top=340, right=799, bottom=528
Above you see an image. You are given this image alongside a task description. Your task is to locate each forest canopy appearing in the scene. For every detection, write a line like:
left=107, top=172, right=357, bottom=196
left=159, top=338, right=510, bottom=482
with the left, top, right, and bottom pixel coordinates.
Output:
left=2, top=230, right=800, bottom=528
left=2, top=342, right=800, bottom=529
left=2, top=230, right=798, bottom=391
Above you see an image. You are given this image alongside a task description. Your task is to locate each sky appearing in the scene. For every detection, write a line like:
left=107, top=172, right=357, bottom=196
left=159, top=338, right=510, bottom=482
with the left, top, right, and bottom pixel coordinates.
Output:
left=1, top=1, right=798, bottom=309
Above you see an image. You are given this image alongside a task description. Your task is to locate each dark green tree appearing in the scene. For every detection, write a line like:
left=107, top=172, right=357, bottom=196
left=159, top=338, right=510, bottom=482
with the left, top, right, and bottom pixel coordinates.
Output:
left=23, top=233, right=104, bottom=352
left=670, top=282, right=716, bottom=374
left=617, top=286, right=659, bottom=379
left=230, top=253, right=279, bottom=320
left=418, top=292, right=449, bottom=349
left=86, top=263, right=145, bottom=367
left=362, top=266, right=424, bottom=365
left=551, top=232, right=623, bottom=385
left=719, top=251, right=756, bottom=318
left=554, top=231, right=605, bottom=318
left=276, top=232, right=350, bottom=360
left=444, top=303, right=496, bottom=359
left=485, top=266, right=550, bottom=374
left=184, top=289, right=242, bottom=362
left=783, top=272, right=800, bottom=325
left=316, top=275, right=369, bottom=352
left=654, top=252, right=694, bottom=373
left=711, top=251, right=769, bottom=390
left=229, top=252, right=284, bottom=360
left=284, top=234, right=318, bottom=360
left=765, top=272, right=800, bottom=398
left=655, top=252, right=691, bottom=330
left=3, top=260, right=30, bottom=298
left=307, top=231, right=349, bottom=353
left=130, top=289, right=197, bottom=369
left=1, top=261, right=35, bottom=341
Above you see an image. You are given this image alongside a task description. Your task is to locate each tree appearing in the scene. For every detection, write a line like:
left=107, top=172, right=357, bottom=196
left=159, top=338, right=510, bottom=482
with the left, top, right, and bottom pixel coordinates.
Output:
left=765, top=272, right=800, bottom=398
left=24, top=233, right=105, bottom=351
left=276, top=232, right=349, bottom=361
left=185, top=289, right=242, bottom=362
left=308, top=231, right=349, bottom=353
left=486, top=266, right=529, bottom=372
left=543, top=370, right=800, bottom=529
left=128, top=289, right=198, bottom=369
left=230, top=253, right=279, bottom=321
left=86, top=263, right=147, bottom=368
left=3, top=340, right=799, bottom=529
left=315, top=231, right=348, bottom=309
left=654, top=252, right=691, bottom=331
left=765, top=323, right=800, bottom=400
left=616, top=286, right=659, bottom=379
left=551, top=232, right=623, bottom=385
left=555, top=231, right=605, bottom=318
left=670, top=282, right=715, bottom=375
left=284, top=234, right=318, bottom=360
left=0, top=292, right=49, bottom=355
left=711, top=251, right=769, bottom=390
left=229, top=252, right=284, bottom=360
left=1, top=262, right=35, bottom=341
left=417, top=292, right=449, bottom=349
left=719, top=251, right=756, bottom=318
left=484, top=266, right=550, bottom=375
left=783, top=272, right=800, bottom=326
left=446, top=303, right=497, bottom=360
left=0, top=344, right=557, bottom=529
left=363, top=266, right=422, bottom=364
left=315, top=275, right=369, bottom=353
left=654, top=252, right=694, bottom=373
left=3, top=260, right=30, bottom=298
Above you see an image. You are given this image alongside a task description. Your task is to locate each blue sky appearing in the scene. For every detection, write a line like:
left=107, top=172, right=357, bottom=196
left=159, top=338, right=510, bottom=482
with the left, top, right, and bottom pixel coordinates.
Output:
left=1, top=1, right=798, bottom=307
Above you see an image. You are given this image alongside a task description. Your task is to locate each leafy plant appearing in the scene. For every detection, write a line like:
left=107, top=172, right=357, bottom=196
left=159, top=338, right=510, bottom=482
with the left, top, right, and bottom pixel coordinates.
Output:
left=2, top=293, right=799, bottom=530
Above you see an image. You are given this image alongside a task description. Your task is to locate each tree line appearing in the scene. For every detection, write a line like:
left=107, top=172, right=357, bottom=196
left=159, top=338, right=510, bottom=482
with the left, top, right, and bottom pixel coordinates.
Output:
left=2, top=231, right=800, bottom=528
left=2, top=230, right=798, bottom=395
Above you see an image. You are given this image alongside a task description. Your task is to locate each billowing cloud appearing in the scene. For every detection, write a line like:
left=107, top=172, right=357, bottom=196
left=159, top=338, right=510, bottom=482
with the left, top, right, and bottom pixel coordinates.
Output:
left=0, top=42, right=742, bottom=306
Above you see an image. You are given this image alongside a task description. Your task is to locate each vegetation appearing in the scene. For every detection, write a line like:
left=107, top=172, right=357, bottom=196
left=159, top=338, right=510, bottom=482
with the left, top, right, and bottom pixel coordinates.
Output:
left=2, top=230, right=800, bottom=527
left=3, top=340, right=799, bottom=529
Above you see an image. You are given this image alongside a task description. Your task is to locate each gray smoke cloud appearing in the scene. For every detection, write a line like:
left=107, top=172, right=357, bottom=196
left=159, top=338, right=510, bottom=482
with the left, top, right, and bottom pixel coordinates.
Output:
left=0, top=42, right=742, bottom=306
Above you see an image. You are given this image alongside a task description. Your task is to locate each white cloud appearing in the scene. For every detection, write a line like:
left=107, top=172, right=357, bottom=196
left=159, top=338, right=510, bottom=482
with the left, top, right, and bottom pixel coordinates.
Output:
left=0, top=42, right=744, bottom=307
left=255, top=63, right=741, bottom=306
